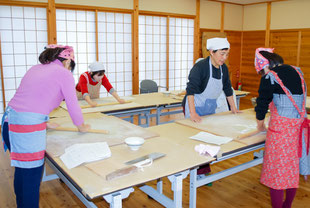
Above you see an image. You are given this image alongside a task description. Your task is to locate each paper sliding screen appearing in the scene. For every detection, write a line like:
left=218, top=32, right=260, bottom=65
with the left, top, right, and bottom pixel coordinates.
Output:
left=169, top=17, right=194, bottom=91
left=0, top=5, right=48, bottom=118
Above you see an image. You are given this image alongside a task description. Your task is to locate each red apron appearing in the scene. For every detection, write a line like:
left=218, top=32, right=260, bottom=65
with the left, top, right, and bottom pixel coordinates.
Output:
left=260, top=67, right=309, bottom=189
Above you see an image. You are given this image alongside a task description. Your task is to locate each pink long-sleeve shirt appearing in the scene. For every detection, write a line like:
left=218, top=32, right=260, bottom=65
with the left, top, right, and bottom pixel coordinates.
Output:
left=8, top=59, right=84, bottom=126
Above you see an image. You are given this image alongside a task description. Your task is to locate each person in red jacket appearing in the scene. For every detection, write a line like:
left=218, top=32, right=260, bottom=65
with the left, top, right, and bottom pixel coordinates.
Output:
left=76, top=62, right=125, bottom=107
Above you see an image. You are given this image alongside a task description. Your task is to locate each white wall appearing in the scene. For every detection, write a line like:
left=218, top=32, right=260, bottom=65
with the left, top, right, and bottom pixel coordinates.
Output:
left=224, top=3, right=243, bottom=31
left=200, top=0, right=221, bottom=29
left=271, top=0, right=310, bottom=29
left=243, top=3, right=267, bottom=31
left=140, top=0, right=196, bottom=15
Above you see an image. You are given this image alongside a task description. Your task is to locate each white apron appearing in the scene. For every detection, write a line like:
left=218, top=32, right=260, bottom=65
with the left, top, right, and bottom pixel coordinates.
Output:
left=185, top=58, right=223, bottom=118
left=76, top=73, right=102, bottom=100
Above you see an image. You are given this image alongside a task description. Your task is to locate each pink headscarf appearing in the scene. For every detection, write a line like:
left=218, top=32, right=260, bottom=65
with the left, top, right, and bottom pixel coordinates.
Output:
left=254, top=47, right=274, bottom=73
left=46, top=44, right=75, bottom=61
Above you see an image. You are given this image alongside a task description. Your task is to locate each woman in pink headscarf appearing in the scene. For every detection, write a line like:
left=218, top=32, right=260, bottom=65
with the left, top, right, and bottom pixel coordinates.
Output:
left=1, top=45, right=90, bottom=208
left=254, top=48, right=309, bottom=208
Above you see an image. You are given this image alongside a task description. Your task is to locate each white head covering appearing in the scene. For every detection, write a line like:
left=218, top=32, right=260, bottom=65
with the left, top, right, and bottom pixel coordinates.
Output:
left=206, top=37, right=230, bottom=50
left=89, top=61, right=106, bottom=72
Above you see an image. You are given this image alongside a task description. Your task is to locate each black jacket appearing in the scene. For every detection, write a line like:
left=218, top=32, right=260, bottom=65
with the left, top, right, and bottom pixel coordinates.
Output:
left=255, top=64, right=304, bottom=120
left=182, top=56, right=233, bottom=107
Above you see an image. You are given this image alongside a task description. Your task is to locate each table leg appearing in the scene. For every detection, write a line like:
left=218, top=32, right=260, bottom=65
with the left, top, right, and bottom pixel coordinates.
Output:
left=103, top=187, right=134, bottom=208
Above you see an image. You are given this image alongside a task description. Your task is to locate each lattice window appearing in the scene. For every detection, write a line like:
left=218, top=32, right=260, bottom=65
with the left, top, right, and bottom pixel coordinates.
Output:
left=139, top=15, right=167, bottom=92
left=97, top=12, right=132, bottom=97
left=56, top=9, right=97, bottom=85
left=169, top=17, right=194, bottom=91
left=0, top=6, right=47, bottom=117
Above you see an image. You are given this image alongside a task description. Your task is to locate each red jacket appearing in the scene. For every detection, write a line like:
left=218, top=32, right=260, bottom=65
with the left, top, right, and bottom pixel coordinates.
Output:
left=76, top=72, right=113, bottom=96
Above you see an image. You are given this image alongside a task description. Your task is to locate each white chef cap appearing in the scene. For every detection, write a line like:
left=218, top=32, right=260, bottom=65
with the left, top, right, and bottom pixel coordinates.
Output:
left=89, top=61, right=106, bottom=72
left=206, top=37, right=230, bottom=50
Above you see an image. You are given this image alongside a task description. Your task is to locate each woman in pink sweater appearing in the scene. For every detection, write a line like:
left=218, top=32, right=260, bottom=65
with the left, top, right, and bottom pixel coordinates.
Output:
left=1, top=45, right=90, bottom=208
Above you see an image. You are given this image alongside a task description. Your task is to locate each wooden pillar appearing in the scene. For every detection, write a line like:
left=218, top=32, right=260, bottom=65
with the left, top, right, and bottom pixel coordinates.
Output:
left=166, top=17, right=170, bottom=90
left=132, top=0, right=139, bottom=94
left=194, top=0, right=200, bottom=62
left=220, top=2, right=224, bottom=33
left=47, top=0, right=57, bottom=44
left=265, top=2, right=271, bottom=47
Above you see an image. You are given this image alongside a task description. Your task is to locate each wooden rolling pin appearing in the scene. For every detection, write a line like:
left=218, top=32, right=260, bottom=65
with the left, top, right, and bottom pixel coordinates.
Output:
left=81, top=100, right=132, bottom=109
left=51, top=127, right=109, bottom=134
left=236, top=130, right=265, bottom=140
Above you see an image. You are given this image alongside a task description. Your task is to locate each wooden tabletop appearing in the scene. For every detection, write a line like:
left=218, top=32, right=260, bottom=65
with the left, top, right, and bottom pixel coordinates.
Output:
left=306, top=96, right=310, bottom=109
left=235, top=90, right=250, bottom=96
left=46, top=109, right=266, bottom=200
left=175, top=109, right=267, bottom=145
left=56, top=93, right=182, bottom=115
left=47, top=113, right=158, bottom=157
left=47, top=124, right=215, bottom=199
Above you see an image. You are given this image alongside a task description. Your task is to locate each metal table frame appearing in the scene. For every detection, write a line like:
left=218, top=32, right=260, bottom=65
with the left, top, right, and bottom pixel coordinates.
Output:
left=43, top=142, right=265, bottom=208
left=45, top=155, right=190, bottom=208
left=189, top=142, right=265, bottom=208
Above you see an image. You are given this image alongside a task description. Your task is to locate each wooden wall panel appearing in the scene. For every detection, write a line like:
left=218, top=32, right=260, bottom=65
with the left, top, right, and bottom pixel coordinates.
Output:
left=299, top=30, right=310, bottom=95
left=199, top=29, right=220, bottom=58
left=270, top=31, right=299, bottom=66
left=199, top=29, right=241, bottom=89
left=240, top=29, right=310, bottom=103
left=240, top=31, right=265, bottom=105
left=226, top=30, right=242, bottom=88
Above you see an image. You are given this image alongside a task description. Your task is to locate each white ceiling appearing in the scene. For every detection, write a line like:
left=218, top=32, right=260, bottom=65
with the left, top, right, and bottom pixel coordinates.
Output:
left=206, top=0, right=280, bottom=5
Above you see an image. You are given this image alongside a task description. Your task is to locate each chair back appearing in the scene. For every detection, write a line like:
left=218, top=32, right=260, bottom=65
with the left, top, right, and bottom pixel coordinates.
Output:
left=140, top=79, right=158, bottom=94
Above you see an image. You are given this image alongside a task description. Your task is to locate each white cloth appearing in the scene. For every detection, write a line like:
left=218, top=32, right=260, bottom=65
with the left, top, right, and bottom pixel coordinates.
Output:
left=190, top=131, right=233, bottom=145
left=89, top=61, right=106, bottom=72
left=206, top=37, right=230, bottom=50
left=60, top=142, right=111, bottom=169
left=195, top=144, right=220, bottom=157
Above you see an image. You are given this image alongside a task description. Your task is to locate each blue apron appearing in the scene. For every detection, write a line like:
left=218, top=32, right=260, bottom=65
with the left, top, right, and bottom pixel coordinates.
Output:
left=1, top=106, right=49, bottom=168
left=185, top=58, right=223, bottom=118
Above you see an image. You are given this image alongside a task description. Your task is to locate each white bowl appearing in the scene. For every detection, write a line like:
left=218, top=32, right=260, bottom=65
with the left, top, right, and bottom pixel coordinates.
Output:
left=125, top=137, right=145, bottom=151
left=162, top=91, right=171, bottom=97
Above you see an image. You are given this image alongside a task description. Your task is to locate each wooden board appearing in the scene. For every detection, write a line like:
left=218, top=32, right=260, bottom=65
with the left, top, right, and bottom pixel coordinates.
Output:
left=132, top=92, right=182, bottom=106
left=175, top=109, right=267, bottom=145
left=307, top=96, right=310, bottom=108
left=46, top=113, right=158, bottom=157
left=235, top=90, right=250, bottom=96
left=60, top=97, right=144, bottom=114
left=59, top=93, right=182, bottom=114
left=49, top=107, right=70, bottom=118
left=45, top=122, right=261, bottom=199
left=147, top=123, right=246, bottom=155
left=48, top=133, right=215, bottom=199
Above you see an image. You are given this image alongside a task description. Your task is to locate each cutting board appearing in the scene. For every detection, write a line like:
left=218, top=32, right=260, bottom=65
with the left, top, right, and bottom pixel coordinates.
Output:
left=46, top=113, right=158, bottom=157
left=176, top=109, right=268, bottom=145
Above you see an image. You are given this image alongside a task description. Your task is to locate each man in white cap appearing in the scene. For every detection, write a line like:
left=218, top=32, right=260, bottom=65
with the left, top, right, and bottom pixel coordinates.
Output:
left=182, top=38, right=239, bottom=178
left=76, top=61, right=125, bottom=107
left=183, top=37, right=238, bottom=122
